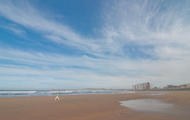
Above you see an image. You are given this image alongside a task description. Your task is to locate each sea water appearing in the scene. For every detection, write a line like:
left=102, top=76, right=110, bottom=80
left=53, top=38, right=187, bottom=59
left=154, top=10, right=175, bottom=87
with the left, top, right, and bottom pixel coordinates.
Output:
left=0, top=89, right=134, bottom=97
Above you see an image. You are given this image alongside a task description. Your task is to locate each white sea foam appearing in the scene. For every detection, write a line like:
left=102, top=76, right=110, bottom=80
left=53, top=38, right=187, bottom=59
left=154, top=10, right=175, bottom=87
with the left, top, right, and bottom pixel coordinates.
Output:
left=0, top=91, right=37, bottom=95
left=46, top=90, right=73, bottom=94
left=0, top=89, right=131, bottom=97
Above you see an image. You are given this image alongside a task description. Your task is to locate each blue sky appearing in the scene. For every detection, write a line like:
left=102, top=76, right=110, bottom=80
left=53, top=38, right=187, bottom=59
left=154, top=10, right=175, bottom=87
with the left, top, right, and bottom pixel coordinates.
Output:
left=0, top=0, right=190, bottom=89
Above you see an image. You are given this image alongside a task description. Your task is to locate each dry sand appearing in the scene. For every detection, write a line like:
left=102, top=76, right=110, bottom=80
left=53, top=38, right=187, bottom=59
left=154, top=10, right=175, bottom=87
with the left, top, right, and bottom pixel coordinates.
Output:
left=0, top=91, right=190, bottom=120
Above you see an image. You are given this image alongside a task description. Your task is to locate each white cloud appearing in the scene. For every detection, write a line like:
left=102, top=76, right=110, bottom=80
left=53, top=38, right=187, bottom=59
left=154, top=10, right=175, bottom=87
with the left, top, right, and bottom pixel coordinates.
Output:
left=1, top=25, right=25, bottom=36
left=0, top=0, right=100, bottom=54
left=0, top=0, right=190, bottom=88
left=102, top=0, right=190, bottom=57
left=0, top=0, right=190, bottom=57
left=0, top=47, right=190, bottom=88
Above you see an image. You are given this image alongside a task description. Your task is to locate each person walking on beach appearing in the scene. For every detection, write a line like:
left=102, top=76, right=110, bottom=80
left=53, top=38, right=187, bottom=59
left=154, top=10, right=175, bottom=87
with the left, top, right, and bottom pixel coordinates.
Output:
left=54, top=93, right=60, bottom=102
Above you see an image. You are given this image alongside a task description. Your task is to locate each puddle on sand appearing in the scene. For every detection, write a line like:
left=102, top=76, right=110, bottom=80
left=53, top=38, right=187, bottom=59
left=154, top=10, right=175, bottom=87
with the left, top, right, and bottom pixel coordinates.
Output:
left=136, top=91, right=170, bottom=96
left=120, top=99, right=174, bottom=113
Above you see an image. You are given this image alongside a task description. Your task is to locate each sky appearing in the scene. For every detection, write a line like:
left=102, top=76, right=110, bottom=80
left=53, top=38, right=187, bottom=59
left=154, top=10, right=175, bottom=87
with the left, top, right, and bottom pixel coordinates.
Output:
left=0, top=0, right=190, bottom=90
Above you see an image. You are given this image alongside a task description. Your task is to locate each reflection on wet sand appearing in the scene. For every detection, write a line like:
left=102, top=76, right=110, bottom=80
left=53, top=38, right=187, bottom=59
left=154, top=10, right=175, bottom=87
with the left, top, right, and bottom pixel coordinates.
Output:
left=120, top=99, right=173, bottom=113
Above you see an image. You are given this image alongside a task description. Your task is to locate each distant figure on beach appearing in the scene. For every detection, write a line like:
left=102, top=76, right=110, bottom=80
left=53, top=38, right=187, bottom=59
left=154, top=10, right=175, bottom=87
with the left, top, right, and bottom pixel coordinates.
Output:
left=54, top=93, right=60, bottom=102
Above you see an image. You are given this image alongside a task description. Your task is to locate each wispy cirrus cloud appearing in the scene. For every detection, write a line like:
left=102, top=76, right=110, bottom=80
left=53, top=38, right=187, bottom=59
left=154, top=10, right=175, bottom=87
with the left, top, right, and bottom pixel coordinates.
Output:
left=0, top=0, right=100, bottom=54
left=0, top=47, right=190, bottom=88
left=1, top=0, right=189, bottom=58
left=102, top=0, right=190, bottom=58
left=0, top=0, right=190, bottom=89
left=1, top=24, right=26, bottom=36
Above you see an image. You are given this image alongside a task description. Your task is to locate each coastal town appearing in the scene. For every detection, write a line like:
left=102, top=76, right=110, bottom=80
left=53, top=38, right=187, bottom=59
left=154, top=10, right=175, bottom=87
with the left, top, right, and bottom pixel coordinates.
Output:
left=133, top=82, right=190, bottom=91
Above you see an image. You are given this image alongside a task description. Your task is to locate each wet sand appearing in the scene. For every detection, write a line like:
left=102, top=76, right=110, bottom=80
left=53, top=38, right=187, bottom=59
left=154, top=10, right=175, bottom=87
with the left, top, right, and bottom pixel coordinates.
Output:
left=0, top=91, right=190, bottom=120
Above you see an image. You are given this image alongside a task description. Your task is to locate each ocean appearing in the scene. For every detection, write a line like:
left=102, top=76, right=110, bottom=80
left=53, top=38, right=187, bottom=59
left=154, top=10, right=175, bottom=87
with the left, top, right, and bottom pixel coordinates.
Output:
left=0, top=89, right=133, bottom=97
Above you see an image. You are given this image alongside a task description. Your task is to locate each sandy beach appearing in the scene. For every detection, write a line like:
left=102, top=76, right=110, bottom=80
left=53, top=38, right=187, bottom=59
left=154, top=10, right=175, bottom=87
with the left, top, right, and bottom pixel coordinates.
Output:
left=0, top=91, right=190, bottom=120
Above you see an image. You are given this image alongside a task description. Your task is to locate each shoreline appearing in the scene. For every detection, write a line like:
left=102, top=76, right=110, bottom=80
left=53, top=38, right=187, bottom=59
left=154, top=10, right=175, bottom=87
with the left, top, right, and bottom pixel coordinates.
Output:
left=0, top=91, right=190, bottom=120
